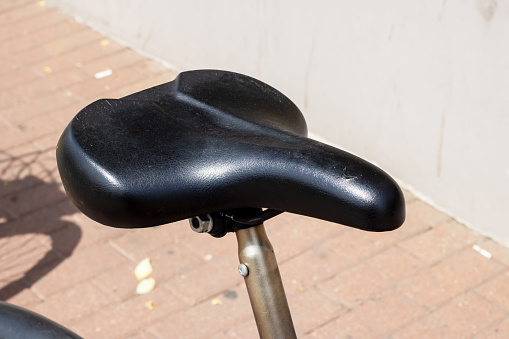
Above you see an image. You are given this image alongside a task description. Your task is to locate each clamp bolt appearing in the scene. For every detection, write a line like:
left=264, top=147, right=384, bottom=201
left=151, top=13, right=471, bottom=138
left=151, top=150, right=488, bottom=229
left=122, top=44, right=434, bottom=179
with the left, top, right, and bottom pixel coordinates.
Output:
left=238, top=263, right=249, bottom=277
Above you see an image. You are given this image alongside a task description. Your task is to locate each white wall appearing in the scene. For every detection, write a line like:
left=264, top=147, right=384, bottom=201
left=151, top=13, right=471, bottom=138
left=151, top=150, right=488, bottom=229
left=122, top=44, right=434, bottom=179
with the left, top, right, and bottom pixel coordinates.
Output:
left=49, top=0, right=509, bottom=245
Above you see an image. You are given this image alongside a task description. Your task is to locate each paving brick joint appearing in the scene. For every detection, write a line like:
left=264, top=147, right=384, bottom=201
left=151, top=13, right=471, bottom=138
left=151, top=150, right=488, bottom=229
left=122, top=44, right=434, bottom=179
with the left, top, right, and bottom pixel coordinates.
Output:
left=1, top=2, right=509, bottom=338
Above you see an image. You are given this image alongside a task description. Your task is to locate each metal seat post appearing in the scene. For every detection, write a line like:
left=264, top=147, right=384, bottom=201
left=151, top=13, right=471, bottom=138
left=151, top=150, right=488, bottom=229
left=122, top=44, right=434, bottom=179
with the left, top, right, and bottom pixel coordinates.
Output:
left=236, top=224, right=297, bottom=339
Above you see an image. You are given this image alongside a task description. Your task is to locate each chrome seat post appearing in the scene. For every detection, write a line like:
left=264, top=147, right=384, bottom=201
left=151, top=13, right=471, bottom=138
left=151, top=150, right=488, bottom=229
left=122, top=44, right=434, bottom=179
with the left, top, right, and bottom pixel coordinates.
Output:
left=236, top=224, right=297, bottom=339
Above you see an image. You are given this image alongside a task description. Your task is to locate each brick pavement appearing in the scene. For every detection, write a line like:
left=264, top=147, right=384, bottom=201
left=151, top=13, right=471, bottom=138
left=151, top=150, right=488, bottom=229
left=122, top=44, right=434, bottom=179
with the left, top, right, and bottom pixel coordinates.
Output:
left=1, top=2, right=509, bottom=338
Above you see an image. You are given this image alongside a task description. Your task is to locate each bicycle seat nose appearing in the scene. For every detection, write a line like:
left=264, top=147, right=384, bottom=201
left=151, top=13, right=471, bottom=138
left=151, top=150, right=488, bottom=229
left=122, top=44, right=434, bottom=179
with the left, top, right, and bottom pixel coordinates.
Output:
left=56, top=70, right=405, bottom=232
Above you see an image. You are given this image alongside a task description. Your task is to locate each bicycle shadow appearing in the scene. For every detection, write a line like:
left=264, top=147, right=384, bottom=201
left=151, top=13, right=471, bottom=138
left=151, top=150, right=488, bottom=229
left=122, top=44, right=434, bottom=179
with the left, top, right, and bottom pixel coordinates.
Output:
left=0, top=148, right=82, bottom=301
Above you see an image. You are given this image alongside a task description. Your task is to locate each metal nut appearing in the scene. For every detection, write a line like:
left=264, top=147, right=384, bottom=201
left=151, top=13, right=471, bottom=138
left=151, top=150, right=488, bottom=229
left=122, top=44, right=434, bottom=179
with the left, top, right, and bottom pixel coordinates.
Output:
left=189, top=214, right=213, bottom=233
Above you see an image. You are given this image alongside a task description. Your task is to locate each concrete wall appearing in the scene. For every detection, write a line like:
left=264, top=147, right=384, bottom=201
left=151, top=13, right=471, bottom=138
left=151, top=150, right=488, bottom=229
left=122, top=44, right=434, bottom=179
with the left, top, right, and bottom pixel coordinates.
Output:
left=49, top=0, right=509, bottom=245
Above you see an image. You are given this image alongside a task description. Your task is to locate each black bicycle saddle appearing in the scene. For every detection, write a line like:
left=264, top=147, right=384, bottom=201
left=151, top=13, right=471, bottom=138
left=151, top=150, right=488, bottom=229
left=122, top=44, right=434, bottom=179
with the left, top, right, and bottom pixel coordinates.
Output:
left=56, top=70, right=405, bottom=232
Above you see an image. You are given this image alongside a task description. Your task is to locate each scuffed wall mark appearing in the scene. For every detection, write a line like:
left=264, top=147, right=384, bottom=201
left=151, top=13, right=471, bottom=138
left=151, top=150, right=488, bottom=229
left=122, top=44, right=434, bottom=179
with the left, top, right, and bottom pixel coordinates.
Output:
left=437, top=71, right=452, bottom=177
left=477, top=0, right=497, bottom=22
left=392, top=79, right=403, bottom=123
left=303, top=35, right=316, bottom=110
left=388, top=24, right=395, bottom=40
left=436, top=109, right=447, bottom=177
left=141, top=22, right=156, bottom=50
left=438, top=0, right=448, bottom=22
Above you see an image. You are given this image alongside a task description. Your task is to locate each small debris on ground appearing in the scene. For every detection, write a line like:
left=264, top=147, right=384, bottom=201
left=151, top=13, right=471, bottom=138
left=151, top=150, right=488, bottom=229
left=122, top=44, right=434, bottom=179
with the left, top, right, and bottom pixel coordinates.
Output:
left=223, top=290, right=237, bottom=299
left=135, top=257, right=153, bottom=280
left=145, top=300, right=157, bottom=310
left=211, top=298, right=223, bottom=305
left=472, top=244, right=492, bottom=259
left=94, top=69, right=113, bottom=79
left=136, top=278, right=156, bottom=295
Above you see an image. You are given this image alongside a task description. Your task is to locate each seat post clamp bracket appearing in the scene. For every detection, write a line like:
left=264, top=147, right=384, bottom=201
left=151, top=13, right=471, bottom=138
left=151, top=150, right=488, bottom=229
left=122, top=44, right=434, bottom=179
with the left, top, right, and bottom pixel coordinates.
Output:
left=188, top=208, right=283, bottom=238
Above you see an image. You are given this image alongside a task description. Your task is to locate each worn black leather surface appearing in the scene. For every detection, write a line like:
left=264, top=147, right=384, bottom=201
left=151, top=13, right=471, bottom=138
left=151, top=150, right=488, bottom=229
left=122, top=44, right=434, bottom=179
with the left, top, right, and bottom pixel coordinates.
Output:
left=0, top=301, right=82, bottom=338
left=57, top=70, right=405, bottom=232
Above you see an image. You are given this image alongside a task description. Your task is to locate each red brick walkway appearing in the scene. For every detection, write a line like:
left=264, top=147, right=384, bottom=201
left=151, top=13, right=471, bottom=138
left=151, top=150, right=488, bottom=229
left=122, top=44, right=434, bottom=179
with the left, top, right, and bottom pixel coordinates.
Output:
left=1, top=2, right=509, bottom=338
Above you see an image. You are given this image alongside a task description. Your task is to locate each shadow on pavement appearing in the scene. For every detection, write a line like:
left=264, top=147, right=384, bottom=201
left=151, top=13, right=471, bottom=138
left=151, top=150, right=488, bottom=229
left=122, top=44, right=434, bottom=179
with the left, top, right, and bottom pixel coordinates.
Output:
left=0, top=147, right=82, bottom=301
